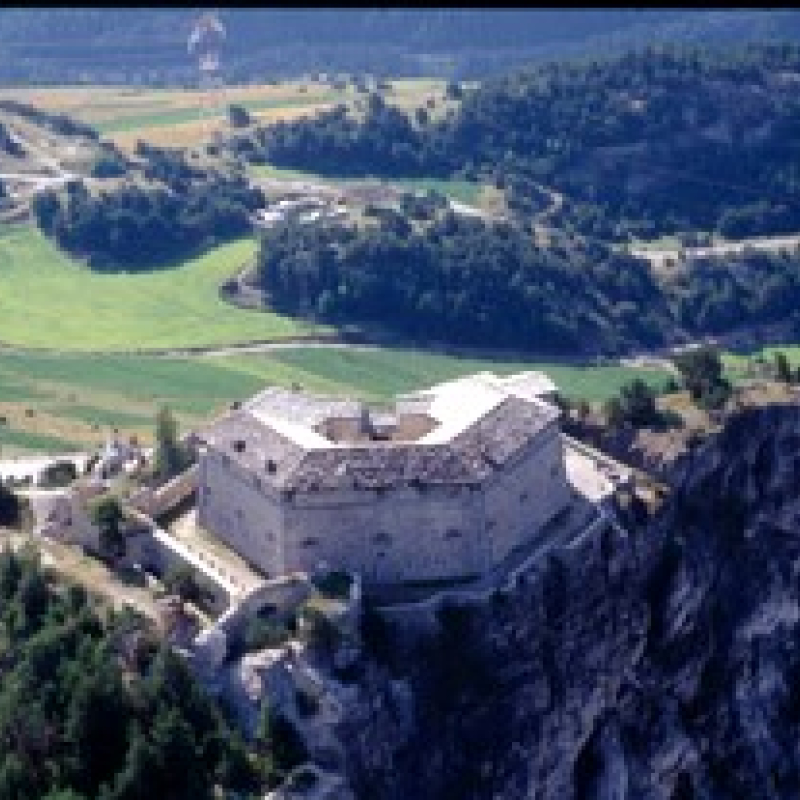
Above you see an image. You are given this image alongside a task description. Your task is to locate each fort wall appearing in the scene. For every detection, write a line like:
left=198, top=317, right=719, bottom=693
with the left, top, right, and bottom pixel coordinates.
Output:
left=198, top=418, right=570, bottom=586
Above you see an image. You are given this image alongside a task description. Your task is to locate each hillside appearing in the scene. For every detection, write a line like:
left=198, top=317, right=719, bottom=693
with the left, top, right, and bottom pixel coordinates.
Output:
left=253, top=43, right=800, bottom=241
left=0, top=99, right=110, bottom=220
left=253, top=214, right=800, bottom=356
left=1, top=10, right=799, bottom=84
left=255, top=214, right=670, bottom=355
left=337, top=404, right=800, bottom=798
left=0, top=545, right=261, bottom=798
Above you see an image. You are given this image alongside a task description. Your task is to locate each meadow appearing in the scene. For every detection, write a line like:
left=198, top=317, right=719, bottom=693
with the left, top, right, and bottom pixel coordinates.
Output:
left=723, top=346, right=800, bottom=380
left=0, top=225, right=320, bottom=351
left=0, top=347, right=670, bottom=455
left=249, top=163, right=485, bottom=206
left=3, top=78, right=449, bottom=150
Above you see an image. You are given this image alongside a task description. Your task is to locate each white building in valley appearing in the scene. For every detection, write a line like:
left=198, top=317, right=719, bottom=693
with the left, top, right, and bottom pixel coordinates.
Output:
left=195, top=372, right=571, bottom=586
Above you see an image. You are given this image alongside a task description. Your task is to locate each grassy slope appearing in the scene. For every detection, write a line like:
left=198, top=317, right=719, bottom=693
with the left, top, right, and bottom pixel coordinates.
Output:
left=723, top=346, right=800, bottom=381
left=250, top=163, right=482, bottom=204
left=0, top=427, right=81, bottom=453
left=8, top=79, right=444, bottom=149
left=93, top=93, right=343, bottom=134
left=261, top=347, right=670, bottom=402
left=0, top=226, right=320, bottom=351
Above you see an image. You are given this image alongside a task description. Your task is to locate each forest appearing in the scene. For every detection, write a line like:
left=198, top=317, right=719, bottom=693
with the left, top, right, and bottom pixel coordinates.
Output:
left=255, top=214, right=800, bottom=354
left=0, top=545, right=260, bottom=799
left=252, top=43, right=800, bottom=240
left=32, top=145, right=264, bottom=269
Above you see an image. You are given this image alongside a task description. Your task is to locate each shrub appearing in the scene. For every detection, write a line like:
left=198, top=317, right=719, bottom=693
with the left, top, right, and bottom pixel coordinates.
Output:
left=0, top=482, right=21, bottom=527
left=90, top=151, right=128, bottom=178
left=228, top=104, right=253, bottom=128
left=89, top=495, right=126, bottom=561
left=163, top=563, right=202, bottom=604
left=38, top=459, right=78, bottom=488
left=312, top=570, right=352, bottom=600
left=242, top=615, right=290, bottom=652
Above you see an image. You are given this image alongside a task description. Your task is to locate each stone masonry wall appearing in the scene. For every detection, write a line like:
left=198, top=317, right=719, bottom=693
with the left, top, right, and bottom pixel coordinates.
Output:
left=198, top=450, right=286, bottom=576
left=283, top=485, right=482, bottom=583
left=197, top=420, right=571, bottom=586
left=482, top=423, right=571, bottom=564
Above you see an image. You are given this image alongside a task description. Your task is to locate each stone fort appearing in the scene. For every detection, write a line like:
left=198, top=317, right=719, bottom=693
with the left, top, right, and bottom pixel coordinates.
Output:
left=196, top=372, right=573, bottom=586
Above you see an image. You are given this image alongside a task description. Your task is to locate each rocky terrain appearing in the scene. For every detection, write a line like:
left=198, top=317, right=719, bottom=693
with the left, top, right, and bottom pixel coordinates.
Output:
left=331, top=404, right=800, bottom=798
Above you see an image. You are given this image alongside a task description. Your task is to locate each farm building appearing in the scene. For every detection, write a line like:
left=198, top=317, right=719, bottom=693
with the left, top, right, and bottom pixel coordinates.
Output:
left=195, top=372, right=571, bottom=586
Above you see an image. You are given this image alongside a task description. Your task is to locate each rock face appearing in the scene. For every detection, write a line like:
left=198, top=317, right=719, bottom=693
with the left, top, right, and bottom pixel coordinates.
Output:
left=336, top=404, right=800, bottom=799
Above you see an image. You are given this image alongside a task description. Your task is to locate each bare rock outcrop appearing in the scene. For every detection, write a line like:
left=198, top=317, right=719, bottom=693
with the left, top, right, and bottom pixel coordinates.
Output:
left=334, top=404, right=800, bottom=799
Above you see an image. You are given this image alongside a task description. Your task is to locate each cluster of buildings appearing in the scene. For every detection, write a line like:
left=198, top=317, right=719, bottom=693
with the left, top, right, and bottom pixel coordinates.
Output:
left=253, top=193, right=348, bottom=229
left=26, top=371, right=630, bottom=596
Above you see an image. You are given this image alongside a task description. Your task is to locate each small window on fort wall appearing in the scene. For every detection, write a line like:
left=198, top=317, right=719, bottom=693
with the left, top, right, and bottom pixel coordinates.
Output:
left=374, top=531, right=391, bottom=544
left=520, top=490, right=529, bottom=503
left=487, top=518, right=496, bottom=530
left=301, top=537, right=318, bottom=548
left=445, top=528, right=461, bottom=539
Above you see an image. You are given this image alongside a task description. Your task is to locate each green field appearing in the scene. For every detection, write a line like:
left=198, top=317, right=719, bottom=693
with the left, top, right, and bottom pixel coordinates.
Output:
left=0, top=346, right=670, bottom=453
left=723, top=345, right=800, bottom=380
left=6, top=78, right=448, bottom=150
left=391, top=178, right=482, bottom=205
left=250, top=164, right=483, bottom=205
left=44, top=403, right=156, bottom=429
left=0, top=226, right=321, bottom=351
left=259, top=348, right=670, bottom=402
left=93, top=93, right=342, bottom=134
left=0, top=427, right=82, bottom=453
left=249, top=163, right=333, bottom=183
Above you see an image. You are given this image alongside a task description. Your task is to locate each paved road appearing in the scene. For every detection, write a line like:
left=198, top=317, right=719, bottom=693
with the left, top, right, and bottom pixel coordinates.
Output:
left=631, top=233, right=800, bottom=268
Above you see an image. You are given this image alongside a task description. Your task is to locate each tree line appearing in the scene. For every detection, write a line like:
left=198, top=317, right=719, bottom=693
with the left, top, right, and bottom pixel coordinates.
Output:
left=0, top=99, right=99, bottom=141
left=255, top=212, right=670, bottom=354
left=32, top=144, right=264, bottom=270
left=255, top=214, right=800, bottom=354
left=0, top=544, right=260, bottom=799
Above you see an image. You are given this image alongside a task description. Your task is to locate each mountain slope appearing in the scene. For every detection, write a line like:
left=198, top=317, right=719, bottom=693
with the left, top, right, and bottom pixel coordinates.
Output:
left=1, top=9, right=799, bottom=83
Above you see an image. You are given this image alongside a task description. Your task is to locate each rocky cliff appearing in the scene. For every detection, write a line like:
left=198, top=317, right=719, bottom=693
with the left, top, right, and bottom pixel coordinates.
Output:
left=335, top=404, right=800, bottom=799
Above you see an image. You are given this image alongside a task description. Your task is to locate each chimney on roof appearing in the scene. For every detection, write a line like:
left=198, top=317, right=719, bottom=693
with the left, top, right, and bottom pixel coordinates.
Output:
left=233, top=439, right=246, bottom=453
left=266, top=458, right=277, bottom=473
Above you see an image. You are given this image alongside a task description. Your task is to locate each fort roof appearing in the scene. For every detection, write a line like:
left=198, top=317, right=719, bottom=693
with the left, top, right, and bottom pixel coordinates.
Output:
left=197, top=372, right=560, bottom=492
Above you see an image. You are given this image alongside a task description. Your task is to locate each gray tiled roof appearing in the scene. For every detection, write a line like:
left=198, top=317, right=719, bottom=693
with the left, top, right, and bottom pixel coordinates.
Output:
left=244, top=386, right=363, bottom=428
left=198, top=394, right=555, bottom=492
